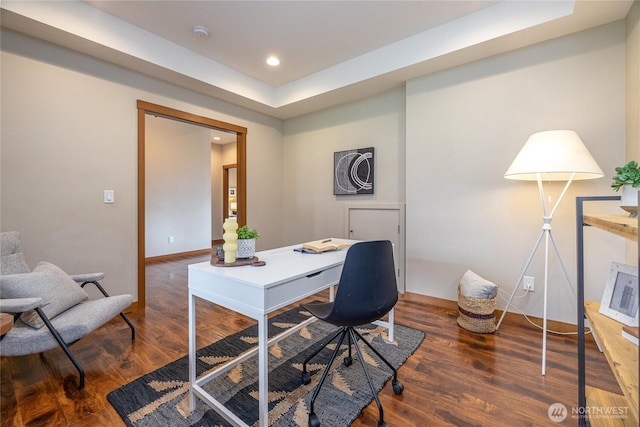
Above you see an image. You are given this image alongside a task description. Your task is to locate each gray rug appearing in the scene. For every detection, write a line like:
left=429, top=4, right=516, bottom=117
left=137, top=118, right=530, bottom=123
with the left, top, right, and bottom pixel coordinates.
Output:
left=107, top=306, right=424, bottom=427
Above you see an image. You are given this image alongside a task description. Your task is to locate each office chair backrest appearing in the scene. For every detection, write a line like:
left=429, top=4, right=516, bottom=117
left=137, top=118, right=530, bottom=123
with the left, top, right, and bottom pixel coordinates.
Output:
left=331, top=240, right=398, bottom=326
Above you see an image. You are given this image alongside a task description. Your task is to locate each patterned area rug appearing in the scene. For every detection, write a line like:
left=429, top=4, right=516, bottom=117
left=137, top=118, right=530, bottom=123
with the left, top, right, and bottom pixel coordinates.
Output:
left=107, top=306, right=424, bottom=427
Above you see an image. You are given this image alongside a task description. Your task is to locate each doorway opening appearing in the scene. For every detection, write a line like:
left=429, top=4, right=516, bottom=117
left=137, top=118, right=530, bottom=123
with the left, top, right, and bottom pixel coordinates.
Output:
left=137, top=100, right=247, bottom=308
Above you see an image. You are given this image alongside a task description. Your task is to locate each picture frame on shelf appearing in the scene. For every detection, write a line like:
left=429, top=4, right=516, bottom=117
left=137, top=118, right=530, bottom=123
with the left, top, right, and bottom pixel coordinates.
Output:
left=599, top=262, right=639, bottom=326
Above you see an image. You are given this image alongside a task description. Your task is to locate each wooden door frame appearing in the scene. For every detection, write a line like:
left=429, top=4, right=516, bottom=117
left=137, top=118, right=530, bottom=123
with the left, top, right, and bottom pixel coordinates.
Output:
left=137, top=100, right=247, bottom=308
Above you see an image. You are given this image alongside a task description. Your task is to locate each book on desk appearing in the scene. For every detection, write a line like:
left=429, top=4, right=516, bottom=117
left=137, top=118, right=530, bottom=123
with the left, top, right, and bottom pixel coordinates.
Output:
left=301, top=238, right=352, bottom=254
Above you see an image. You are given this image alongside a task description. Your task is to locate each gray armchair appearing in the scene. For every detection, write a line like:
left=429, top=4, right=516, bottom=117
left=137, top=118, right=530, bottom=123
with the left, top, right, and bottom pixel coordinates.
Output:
left=0, top=231, right=135, bottom=388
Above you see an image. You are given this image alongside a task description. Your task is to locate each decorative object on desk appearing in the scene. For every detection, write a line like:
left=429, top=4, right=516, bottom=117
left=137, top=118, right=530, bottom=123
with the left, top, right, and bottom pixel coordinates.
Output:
left=497, top=130, right=603, bottom=376
left=622, top=325, right=639, bottom=345
left=457, top=270, right=498, bottom=333
left=214, top=245, right=224, bottom=261
left=210, top=256, right=265, bottom=267
left=599, top=262, right=639, bottom=326
left=302, top=238, right=352, bottom=253
left=611, top=160, right=640, bottom=217
left=334, top=147, right=374, bottom=195
left=222, top=217, right=238, bottom=264
left=107, top=306, right=424, bottom=427
left=236, top=225, right=259, bottom=258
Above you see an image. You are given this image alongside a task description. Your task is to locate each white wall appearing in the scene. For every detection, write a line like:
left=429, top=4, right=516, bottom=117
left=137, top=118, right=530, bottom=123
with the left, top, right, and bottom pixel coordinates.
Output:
left=145, top=116, right=211, bottom=257
left=210, top=143, right=222, bottom=241
left=210, top=141, right=236, bottom=241
left=0, top=29, right=284, bottom=300
left=1, top=17, right=634, bottom=325
left=625, top=1, right=640, bottom=265
left=627, top=1, right=640, bottom=164
left=283, top=89, right=406, bottom=245
left=406, top=22, right=626, bottom=324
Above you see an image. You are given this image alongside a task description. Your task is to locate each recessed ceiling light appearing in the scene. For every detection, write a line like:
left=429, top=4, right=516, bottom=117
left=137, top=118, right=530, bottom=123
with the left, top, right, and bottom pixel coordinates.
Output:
left=213, top=136, right=221, bottom=140
left=193, top=25, right=209, bottom=38
left=266, top=56, right=280, bottom=66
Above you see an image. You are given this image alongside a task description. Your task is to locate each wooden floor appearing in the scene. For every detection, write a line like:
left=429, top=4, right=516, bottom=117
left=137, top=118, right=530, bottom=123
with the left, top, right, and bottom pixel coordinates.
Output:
left=1, top=254, right=621, bottom=426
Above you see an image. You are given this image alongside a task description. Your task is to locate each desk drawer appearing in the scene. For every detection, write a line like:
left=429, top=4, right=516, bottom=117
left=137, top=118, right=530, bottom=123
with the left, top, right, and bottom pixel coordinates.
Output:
left=266, top=265, right=342, bottom=311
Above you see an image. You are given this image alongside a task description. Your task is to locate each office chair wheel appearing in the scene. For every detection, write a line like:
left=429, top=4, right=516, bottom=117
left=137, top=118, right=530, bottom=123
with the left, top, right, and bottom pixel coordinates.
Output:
left=392, top=379, right=404, bottom=394
left=309, top=412, right=320, bottom=427
left=302, top=371, right=311, bottom=385
left=377, top=421, right=389, bottom=427
left=343, top=356, right=352, bottom=367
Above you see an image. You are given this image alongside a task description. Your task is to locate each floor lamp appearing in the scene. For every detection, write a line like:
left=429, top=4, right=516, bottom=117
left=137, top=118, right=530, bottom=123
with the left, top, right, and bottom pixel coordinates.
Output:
left=495, top=130, right=603, bottom=375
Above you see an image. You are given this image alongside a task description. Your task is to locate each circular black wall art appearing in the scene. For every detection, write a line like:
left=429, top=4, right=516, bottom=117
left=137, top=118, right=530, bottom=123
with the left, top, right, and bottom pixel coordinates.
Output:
left=333, top=147, right=375, bottom=195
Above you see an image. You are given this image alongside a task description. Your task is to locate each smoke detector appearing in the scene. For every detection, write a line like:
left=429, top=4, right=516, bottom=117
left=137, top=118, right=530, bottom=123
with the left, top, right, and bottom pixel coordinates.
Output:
left=192, top=26, right=209, bottom=38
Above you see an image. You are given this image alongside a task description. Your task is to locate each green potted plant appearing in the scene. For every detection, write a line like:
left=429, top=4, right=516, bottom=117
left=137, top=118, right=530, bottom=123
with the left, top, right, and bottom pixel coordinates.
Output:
left=611, top=160, right=640, bottom=217
left=236, top=225, right=259, bottom=258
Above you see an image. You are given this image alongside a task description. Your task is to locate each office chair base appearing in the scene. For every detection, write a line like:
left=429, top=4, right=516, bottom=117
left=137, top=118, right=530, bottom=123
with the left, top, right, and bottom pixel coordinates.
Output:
left=392, top=379, right=404, bottom=394
left=302, top=326, right=403, bottom=427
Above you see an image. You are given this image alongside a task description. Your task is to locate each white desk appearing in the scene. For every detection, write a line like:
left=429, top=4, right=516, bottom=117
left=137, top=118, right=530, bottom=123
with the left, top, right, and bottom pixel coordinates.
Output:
left=188, top=242, right=394, bottom=427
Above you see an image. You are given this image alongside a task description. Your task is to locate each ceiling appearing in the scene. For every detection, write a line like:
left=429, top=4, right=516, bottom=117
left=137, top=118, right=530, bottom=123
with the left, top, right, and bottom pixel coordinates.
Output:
left=0, top=1, right=634, bottom=120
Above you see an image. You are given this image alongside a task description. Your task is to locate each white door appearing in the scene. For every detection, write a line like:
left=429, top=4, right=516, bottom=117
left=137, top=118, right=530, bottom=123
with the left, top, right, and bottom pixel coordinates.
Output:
left=347, top=206, right=404, bottom=292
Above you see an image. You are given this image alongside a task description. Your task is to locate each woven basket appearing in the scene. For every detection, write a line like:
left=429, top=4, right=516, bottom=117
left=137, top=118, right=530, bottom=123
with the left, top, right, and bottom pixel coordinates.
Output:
left=457, top=285, right=496, bottom=333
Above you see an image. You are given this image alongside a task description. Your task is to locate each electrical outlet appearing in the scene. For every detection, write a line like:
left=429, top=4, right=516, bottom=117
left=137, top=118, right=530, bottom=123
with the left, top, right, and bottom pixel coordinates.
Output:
left=523, top=276, right=535, bottom=292
left=168, top=236, right=174, bottom=244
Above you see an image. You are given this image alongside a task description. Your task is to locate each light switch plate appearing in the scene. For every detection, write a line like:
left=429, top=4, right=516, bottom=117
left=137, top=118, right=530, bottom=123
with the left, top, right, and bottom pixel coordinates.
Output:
left=104, top=190, right=115, bottom=204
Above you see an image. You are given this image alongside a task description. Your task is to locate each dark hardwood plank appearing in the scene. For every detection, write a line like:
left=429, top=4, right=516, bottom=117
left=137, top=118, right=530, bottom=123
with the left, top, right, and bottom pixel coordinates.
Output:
left=1, top=254, right=620, bottom=426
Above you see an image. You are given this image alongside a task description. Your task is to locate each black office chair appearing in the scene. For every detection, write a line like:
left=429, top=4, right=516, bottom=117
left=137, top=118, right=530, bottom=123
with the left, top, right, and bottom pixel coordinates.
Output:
left=301, top=240, right=403, bottom=427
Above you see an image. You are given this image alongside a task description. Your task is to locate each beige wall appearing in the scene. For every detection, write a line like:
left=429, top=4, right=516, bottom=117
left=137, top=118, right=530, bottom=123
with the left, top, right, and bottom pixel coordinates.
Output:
left=145, top=115, right=211, bottom=257
left=0, top=29, right=284, bottom=300
left=406, top=22, right=626, bottom=324
left=210, top=141, right=237, bottom=240
left=625, top=1, right=640, bottom=264
left=282, top=89, right=406, bottom=245
left=627, top=1, right=640, bottom=163
left=1, top=15, right=635, bottom=325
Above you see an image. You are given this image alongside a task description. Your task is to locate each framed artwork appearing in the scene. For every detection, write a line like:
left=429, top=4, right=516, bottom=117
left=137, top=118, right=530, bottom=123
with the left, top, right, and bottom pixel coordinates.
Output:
left=334, top=147, right=374, bottom=195
left=229, top=187, right=236, bottom=196
left=599, top=262, right=639, bottom=326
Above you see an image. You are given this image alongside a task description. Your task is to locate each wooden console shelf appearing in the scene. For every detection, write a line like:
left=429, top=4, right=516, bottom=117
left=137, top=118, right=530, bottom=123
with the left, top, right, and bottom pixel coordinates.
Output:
left=584, top=302, right=639, bottom=427
left=583, top=214, right=637, bottom=242
left=577, top=200, right=639, bottom=427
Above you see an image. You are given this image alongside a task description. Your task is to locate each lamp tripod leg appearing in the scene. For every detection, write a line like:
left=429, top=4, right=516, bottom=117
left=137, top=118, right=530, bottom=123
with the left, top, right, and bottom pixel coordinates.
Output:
left=548, top=231, right=577, bottom=298
left=496, top=229, right=545, bottom=331
left=542, top=230, right=550, bottom=376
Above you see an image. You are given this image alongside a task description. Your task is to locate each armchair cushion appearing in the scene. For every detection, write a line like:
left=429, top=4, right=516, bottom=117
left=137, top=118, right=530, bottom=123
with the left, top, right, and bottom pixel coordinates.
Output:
left=0, top=294, right=133, bottom=356
left=459, top=269, right=498, bottom=299
left=0, top=261, right=88, bottom=329
left=0, top=231, right=30, bottom=274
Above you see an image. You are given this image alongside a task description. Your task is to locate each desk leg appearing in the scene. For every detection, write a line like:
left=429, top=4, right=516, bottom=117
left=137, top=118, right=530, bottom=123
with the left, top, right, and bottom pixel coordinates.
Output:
left=388, top=308, right=395, bottom=342
left=188, top=291, right=196, bottom=411
left=258, top=314, right=268, bottom=427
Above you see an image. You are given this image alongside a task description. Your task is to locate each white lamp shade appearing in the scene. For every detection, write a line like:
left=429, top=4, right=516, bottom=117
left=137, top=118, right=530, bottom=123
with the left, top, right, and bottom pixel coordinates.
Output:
left=504, top=130, right=603, bottom=181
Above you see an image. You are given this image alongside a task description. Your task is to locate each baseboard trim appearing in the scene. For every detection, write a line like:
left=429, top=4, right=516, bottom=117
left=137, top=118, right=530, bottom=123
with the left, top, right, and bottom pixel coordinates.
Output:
left=145, top=248, right=211, bottom=264
left=413, top=294, right=584, bottom=333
